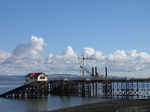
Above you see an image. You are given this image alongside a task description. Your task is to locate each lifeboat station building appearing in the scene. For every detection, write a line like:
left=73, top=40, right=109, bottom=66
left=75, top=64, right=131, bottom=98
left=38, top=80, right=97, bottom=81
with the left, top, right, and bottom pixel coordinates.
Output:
left=25, top=73, right=48, bottom=84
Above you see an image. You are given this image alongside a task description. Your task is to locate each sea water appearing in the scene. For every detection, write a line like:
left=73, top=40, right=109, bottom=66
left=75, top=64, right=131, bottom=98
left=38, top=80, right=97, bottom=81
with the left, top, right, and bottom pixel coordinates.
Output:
left=0, top=83, right=111, bottom=112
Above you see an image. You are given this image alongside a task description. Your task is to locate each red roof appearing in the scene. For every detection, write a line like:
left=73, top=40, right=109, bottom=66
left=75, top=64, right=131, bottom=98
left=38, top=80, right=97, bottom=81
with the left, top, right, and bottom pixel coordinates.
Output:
left=25, top=73, right=47, bottom=77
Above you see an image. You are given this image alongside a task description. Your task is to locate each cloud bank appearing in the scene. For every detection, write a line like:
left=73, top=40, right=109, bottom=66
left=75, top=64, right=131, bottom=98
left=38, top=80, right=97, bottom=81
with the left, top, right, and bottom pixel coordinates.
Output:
left=0, top=36, right=150, bottom=77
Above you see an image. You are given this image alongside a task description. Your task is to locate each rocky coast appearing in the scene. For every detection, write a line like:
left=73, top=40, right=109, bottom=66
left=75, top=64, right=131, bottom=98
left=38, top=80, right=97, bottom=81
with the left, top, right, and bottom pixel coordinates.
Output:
left=45, top=99, right=150, bottom=112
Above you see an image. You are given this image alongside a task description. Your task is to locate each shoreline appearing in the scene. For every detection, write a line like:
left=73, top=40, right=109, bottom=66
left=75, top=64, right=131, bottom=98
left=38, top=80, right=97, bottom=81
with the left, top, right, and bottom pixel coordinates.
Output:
left=43, top=99, right=150, bottom=112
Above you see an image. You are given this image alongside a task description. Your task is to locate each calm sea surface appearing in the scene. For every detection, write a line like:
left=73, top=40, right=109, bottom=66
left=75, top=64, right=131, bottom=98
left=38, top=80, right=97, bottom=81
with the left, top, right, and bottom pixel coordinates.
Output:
left=0, top=83, right=112, bottom=112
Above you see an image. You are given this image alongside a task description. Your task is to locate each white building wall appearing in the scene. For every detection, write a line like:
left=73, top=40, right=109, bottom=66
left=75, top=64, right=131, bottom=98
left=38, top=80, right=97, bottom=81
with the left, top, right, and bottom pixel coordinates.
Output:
left=37, top=74, right=48, bottom=81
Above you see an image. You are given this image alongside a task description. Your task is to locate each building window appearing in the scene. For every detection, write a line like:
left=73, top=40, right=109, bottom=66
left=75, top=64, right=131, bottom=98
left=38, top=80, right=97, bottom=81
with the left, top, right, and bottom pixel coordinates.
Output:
left=30, top=77, right=33, bottom=79
left=40, top=77, right=45, bottom=79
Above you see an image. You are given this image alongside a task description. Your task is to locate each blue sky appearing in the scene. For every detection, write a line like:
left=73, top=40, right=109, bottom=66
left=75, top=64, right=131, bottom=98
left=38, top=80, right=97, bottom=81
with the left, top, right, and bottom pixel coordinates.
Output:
left=0, top=0, right=150, bottom=77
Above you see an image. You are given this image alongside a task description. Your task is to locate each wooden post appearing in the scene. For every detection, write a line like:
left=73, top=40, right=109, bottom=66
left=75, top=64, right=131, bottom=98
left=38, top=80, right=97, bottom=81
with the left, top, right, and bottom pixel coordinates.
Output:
left=82, top=81, right=85, bottom=97
left=105, top=67, right=107, bottom=78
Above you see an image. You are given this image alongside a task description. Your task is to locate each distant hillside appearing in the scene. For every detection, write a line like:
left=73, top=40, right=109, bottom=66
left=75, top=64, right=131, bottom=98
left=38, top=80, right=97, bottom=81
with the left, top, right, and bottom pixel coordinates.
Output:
left=0, top=76, right=25, bottom=83
left=48, top=74, right=82, bottom=78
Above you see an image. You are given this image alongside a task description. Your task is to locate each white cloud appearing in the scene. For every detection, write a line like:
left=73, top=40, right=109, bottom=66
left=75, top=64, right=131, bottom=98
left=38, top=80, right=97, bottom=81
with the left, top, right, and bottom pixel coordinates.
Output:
left=45, top=46, right=78, bottom=74
left=0, top=36, right=45, bottom=75
left=82, top=47, right=95, bottom=57
left=0, top=50, right=10, bottom=62
left=62, top=46, right=77, bottom=57
left=1, top=36, right=150, bottom=78
left=12, top=36, right=44, bottom=59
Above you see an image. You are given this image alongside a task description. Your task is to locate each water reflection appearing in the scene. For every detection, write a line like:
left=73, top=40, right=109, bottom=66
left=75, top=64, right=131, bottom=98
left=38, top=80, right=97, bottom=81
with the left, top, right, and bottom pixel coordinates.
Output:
left=25, top=99, right=48, bottom=111
left=60, top=97, right=71, bottom=107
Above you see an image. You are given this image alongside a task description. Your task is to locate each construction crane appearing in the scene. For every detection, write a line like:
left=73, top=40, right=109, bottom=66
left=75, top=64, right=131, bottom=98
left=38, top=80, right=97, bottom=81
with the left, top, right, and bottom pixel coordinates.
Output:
left=78, top=56, right=97, bottom=78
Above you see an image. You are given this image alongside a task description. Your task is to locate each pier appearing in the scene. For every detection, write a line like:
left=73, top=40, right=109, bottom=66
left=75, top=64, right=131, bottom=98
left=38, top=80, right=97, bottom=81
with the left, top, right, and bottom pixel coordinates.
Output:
left=0, top=67, right=150, bottom=99
left=1, top=78, right=150, bottom=99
